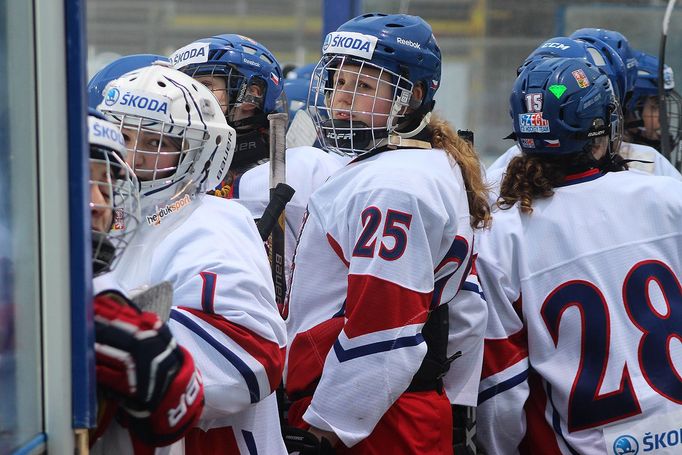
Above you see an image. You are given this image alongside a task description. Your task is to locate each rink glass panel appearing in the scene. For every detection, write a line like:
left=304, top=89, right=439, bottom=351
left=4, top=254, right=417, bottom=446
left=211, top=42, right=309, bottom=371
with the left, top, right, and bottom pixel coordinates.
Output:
left=0, top=0, right=43, bottom=452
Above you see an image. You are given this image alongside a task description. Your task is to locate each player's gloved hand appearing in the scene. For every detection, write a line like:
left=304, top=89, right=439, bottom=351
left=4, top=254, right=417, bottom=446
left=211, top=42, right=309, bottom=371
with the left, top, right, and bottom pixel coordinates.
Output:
left=282, top=426, right=336, bottom=454
left=94, top=291, right=204, bottom=445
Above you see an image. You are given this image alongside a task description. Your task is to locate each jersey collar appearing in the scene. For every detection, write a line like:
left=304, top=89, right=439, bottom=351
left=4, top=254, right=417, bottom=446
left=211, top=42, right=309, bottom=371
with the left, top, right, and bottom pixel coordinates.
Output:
left=557, top=168, right=603, bottom=187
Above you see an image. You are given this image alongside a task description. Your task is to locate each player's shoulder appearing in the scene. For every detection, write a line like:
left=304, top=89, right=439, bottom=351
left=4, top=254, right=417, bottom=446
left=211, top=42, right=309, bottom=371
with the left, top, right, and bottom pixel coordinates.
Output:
left=191, top=194, right=255, bottom=227
left=363, top=147, right=452, bottom=178
left=486, top=144, right=521, bottom=174
left=286, top=145, right=351, bottom=171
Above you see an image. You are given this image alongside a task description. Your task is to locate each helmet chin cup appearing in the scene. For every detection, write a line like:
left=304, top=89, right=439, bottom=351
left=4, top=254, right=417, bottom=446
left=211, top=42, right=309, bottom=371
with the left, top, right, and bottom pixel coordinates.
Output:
left=92, top=230, right=117, bottom=275
left=320, top=119, right=386, bottom=155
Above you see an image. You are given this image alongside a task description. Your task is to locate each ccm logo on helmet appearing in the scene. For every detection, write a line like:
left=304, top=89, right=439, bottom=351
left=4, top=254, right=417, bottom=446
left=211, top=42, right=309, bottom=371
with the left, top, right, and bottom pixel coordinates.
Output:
left=541, top=42, right=570, bottom=51
left=397, top=37, right=421, bottom=49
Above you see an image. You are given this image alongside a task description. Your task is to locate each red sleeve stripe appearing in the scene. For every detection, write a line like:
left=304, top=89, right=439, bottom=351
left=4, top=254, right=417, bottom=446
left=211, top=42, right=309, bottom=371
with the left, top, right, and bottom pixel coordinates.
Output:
left=344, top=274, right=431, bottom=339
left=178, top=307, right=284, bottom=392
left=481, top=326, right=528, bottom=379
left=326, top=233, right=350, bottom=268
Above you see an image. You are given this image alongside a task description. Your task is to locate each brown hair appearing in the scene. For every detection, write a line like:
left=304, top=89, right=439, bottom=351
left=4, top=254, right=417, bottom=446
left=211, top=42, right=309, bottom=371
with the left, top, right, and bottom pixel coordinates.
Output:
left=497, top=149, right=627, bottom=214
left=497, top=154, right=565, bottom=214
left=428, top=113, right=491, bottom=229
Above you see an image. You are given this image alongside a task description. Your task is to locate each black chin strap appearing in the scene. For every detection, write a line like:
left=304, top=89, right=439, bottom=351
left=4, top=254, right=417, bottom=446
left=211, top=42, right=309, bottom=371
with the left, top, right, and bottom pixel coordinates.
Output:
left=92, top=231, right=116, bottom=275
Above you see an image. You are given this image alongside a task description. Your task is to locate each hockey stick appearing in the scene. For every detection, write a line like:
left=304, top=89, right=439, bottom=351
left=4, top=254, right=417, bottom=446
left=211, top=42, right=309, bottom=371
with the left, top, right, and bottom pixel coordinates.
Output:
left=453, top=128, right=478, bottom=455
left=658, top=0, right=677, bottom=161
left=267, top=112, right=292, bottom=312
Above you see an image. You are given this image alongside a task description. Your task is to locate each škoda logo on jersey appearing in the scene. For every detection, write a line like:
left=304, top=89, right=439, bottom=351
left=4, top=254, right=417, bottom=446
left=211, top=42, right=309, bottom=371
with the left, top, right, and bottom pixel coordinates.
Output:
left=323, top=32, right=378, bottom=60
left=170, top=43, right=209, bottom=68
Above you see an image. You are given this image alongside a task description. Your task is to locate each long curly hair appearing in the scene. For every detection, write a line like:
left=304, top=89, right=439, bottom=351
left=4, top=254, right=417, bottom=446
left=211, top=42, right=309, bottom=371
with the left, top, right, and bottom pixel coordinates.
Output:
left=497, top=149, right=627, bottom=214
left=428, top=113, right=492, bottom=229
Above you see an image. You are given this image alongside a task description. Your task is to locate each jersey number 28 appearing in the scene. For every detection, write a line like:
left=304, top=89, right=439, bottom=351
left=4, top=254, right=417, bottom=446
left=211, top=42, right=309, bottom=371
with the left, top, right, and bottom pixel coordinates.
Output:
left=541, top=259, right=682, bottom=432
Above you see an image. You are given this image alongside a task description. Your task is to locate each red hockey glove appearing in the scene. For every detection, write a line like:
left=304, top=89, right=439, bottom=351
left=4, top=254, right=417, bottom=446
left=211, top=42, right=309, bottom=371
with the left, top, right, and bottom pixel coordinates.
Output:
left=94, top=292, right=204, bottom=444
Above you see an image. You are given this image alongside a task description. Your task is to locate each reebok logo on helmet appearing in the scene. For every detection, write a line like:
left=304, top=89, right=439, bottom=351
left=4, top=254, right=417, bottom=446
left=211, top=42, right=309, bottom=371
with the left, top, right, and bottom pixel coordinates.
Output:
left=397, top=37, right=421, bottom=49
left=323, top=32, right=378, bottom=60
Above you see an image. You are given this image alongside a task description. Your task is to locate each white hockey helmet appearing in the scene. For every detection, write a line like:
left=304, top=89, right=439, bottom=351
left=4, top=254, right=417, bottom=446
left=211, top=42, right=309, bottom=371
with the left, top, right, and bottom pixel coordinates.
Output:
left=98, top=63, right=235, bottom=201
left=88, top=109, right=140, bottom=275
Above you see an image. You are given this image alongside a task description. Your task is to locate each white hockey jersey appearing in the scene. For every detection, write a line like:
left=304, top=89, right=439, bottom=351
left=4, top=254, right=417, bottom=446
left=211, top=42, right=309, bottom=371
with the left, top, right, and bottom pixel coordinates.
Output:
left=476, top=169, right=682, bottom=455
left=113, top=194, right=287, bottom=454
left=486, top=143, right=682, bottom=201
left=285, top=147, right=479, bottom=447
left=232, top=145, right=349, bottom=285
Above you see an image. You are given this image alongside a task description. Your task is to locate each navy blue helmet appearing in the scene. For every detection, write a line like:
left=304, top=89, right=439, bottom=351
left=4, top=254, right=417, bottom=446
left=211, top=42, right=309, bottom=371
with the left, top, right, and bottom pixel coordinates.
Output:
left=520, top=37, right=627, bottom=104
left=625, top=50, right=681, bottom=151
left=570, top=28, right=637, bottom=98
left=510, top=58, right=620, bottom=156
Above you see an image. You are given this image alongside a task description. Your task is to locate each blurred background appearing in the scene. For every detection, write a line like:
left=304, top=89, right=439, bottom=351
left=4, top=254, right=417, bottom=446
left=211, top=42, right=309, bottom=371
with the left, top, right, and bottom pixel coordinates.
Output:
left=86, top=0, right=682, bottom=164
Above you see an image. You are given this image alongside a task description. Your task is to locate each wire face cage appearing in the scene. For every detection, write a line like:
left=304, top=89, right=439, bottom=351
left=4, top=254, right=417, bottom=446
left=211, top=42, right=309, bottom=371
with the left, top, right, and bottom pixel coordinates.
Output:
left=309, top=55, right=414, bottom=156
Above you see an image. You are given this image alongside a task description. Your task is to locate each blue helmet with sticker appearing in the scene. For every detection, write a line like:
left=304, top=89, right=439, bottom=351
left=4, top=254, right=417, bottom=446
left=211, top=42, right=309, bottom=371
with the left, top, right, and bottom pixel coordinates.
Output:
left=170, top=34, right=284, bottom=171
left=520, top=37, right=628, bottom=104
left=310, top=13, right=442, bottom=155
left=624, top=50, right=681, bottom=150
left=331, top=13, right=441, bottom=107
left=170, top=34, right=283, bottom=119
left=88, top=54, right=168, bottom=110
left=510, top=58, right=620, bottom=156
left=570, top=28, right=637, bottom=98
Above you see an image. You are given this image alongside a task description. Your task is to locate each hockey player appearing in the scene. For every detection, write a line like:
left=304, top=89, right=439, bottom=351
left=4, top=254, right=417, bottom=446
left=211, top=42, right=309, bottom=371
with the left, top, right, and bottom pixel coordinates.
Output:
left=487, top=35, right=681, bottom=193
left=98, top=64, right=287, bottom=454
left=171, top=34, right=348, bottom=290
left=87, top=109, right=205, bottom=453
left=169, top=34, right=285, bottom=178
left=476, top=57, right=682, bottom=454
left=285, top=13, right=491, bottom=452
left=624, top=50, right=682, bottom=171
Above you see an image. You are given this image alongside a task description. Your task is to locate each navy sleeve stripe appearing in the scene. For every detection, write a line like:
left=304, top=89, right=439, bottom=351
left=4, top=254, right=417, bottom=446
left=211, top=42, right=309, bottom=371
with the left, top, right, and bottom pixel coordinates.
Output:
left=170, top=309, right=260, bottom=403
left=462, top=281, right=482, bottom=296
left=478, top=368, right=529, bottom=405
left=333, top=333, right=424, bottom=363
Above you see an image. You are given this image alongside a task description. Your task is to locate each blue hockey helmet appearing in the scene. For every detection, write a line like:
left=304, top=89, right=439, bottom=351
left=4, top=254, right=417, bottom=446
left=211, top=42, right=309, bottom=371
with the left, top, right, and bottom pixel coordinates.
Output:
left=510, top=58, right=620, bottom=156
left=520, top=37, right=628, bottom=104
left=310, top=13, right=442, bottom=155
left=570, top=28, right=637, bottom=98
left=88, top=54, right=168, bottom=110
left=170, top=34, right=283, bottom=119
left=624, top=50, right=681, bottom=150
